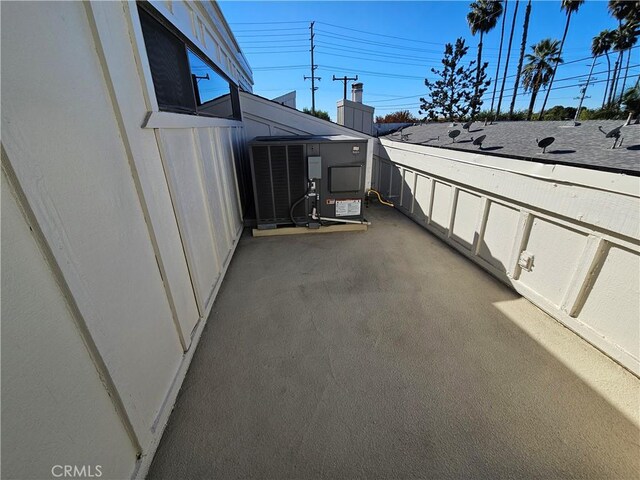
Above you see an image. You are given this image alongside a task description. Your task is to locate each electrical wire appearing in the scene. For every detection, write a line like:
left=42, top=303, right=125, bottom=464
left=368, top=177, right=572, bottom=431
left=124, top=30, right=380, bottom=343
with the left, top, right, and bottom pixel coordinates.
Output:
left=317, top=65, right=424, bottom=80
left=290, top=191, right=309, bottom=227
left=314, top=19, right=504, bottom=51
left=234, top=33, right=309, bottom=38
left=315, top=30, right=461, bottom=55
left=367, top=189, right=394, bottom=207
left=232, top=27, right=309, bottom=32
left=229, top=21, right=310, bottom=25
left=313, top=40, right=437, bottom=59
left=314, top=48, right=435, bottom=68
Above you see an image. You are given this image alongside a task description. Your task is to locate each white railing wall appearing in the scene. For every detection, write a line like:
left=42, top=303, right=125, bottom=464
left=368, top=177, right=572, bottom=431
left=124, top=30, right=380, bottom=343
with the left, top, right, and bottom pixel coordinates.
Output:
left=374, top=139, right=640, bottom=376
left=1, top=2, right=247, bottom=479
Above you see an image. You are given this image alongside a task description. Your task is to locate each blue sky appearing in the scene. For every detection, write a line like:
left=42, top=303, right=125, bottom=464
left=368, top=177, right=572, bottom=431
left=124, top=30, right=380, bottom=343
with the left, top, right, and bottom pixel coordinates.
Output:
left=219, top=1, right=638, bottom=120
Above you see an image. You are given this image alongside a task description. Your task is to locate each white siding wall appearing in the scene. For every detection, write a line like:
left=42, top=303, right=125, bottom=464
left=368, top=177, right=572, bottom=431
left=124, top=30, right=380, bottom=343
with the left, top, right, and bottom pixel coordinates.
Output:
left=1, top=173, right=136, bottom=480
left=1, top=1, right=247, bottom=478
left=374, top=139, right=640, bottom=376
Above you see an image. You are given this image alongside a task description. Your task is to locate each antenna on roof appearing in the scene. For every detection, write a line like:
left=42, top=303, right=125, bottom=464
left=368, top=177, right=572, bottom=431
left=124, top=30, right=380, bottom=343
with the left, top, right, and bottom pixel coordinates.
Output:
left=536, top=137, right=555, bottom=154
left=598, top=125, right=624, bottom=149
left=462, top=120, right=473, bottom=131
left=448, top=129, right=461, bottom=143
left=473, top=134, right=487, bottom=149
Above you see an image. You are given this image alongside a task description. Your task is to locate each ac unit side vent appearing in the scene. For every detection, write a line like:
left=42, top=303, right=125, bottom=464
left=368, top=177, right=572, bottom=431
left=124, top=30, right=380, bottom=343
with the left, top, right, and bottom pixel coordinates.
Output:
left=252, top=146, right=274, bottom=222
left=287, top=145, right=306, bottom=220
left=271, top=146, right=290, bottom=220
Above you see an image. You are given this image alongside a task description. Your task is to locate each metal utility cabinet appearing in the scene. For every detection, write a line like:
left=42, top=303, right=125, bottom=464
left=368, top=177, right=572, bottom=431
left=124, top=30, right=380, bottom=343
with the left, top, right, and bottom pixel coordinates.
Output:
left=249, top=135, right=368, bottom=229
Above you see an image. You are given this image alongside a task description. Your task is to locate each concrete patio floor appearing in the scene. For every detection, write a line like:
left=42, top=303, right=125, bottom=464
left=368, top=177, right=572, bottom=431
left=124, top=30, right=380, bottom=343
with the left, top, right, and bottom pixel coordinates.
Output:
left=149, top=204, right=640, bottom=479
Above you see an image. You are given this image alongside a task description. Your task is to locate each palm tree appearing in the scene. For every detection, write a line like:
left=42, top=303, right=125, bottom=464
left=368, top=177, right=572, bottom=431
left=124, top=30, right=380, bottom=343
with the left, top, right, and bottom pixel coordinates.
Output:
left=621, top=85, right=640, bottom=125
left=538, top=0, right=584, bottom=119
left=615, top=21, right=638, bottom=105
left=509, top=0, right=532, bottom=118
left=574, top=33, right=604, bottom=122
left=489, top=0, right=508, bottom=118
left=608, top=25, right=634, bottom=105
left=592, top=30, right=614, bottom=108
left=522, top=39, right=563, bottom=120
left=496, top=0, right=520, bottom=117
left=608, top=0, right=640, bottom=23
left=467, top=0, right=504, bottom=102
left=607, top=27, right=624, bottom=106
left=607, top=0, right=640, bottom=105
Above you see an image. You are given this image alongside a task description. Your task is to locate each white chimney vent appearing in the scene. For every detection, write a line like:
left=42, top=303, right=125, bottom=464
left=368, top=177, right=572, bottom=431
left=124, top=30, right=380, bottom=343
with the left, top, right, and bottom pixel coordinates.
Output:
left=351, top=82, right=363, bottom=103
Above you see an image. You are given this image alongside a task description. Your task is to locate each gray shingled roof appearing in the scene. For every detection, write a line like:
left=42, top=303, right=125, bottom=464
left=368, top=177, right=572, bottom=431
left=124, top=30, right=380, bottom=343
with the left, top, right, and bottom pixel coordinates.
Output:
left=383, top=120, right=640, bottom=173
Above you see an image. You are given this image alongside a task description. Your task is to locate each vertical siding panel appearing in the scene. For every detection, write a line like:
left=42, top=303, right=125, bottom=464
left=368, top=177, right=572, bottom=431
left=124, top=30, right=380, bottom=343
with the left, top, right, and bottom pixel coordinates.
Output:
left=196, top=129, right=232, bottom=263
left=208, top=128, right=235, bottom=247
left=157, top=129, right=218, bottom=314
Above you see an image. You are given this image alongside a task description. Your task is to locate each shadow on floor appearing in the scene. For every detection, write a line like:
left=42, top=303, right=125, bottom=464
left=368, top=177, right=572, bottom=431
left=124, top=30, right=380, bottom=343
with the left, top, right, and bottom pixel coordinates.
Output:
left=549, top=149, right=577, bottom=155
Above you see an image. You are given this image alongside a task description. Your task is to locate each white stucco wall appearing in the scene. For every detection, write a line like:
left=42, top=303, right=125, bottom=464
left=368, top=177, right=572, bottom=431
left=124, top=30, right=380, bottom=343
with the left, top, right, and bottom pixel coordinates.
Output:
left=375, top=139, right=640, bottom=376
left=337, top=99, right=375, bottom=135
left=271, top=91, right=297, bottom=109
left=1, top=1, right=248, bottom=478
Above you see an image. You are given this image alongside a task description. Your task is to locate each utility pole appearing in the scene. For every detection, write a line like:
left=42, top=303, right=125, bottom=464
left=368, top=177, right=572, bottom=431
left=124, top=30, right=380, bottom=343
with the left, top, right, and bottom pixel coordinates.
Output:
left=573, top=87, right=591, bottom=124
left=332, top=74, right=358, bottom=100
left=303, top=21, right=321, bottom=113
left=573, top=57, right=598, bottom=125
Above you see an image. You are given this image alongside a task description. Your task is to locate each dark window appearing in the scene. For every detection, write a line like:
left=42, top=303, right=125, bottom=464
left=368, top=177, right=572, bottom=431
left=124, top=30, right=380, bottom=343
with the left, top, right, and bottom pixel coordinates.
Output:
left=137, top=5, right=240, bottom=119
left=188, top=50, right=237, bottom=119
left=138, top=7, right=195, bottom=114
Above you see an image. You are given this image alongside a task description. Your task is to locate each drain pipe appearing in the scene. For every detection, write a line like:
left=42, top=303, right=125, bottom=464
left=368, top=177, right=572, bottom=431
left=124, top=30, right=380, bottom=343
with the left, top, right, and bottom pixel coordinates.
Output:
left=318, top=216, right=371, bottom=225
left=311, top=207, right=371, bottom=226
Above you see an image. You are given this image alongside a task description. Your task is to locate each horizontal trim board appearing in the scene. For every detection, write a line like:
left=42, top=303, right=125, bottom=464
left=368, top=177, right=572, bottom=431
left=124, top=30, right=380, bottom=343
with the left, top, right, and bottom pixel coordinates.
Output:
left=143, top=111, right=242, bottom=129
left=252, top=223, right=368, bottom=237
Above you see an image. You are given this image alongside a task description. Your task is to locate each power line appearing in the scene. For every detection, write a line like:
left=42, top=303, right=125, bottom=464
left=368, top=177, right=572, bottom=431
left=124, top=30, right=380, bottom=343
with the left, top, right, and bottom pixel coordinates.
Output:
left=315, top=21, right=446, bottom=47
left=229, top=21, right=309, bottom=24
left=243, top=50, right=309, bottom=55
left=317, top=66, right=423, bottom=80
left=314, top=41, right=441, bottom=62
left=236, top=39, right=308, bottom=45
left=368, top=94, right=428, bottom=104
left=233, top=27, right=308, bottom=33
left=314, top=20, right=504, bottom=51
left=315, top=48, right=435, bottom=68
left=253, top=65, right=309, bottom=71
left=315, top=29, right=447, bottom=55
left=234, top=33, right=309, bottom=38
left=241, top=44, right=308, bottom=49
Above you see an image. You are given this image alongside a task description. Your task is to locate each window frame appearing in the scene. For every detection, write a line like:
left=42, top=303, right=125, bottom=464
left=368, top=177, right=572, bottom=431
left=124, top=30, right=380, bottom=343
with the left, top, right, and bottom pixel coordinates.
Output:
left=136, top=1, right=242, bottom=122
